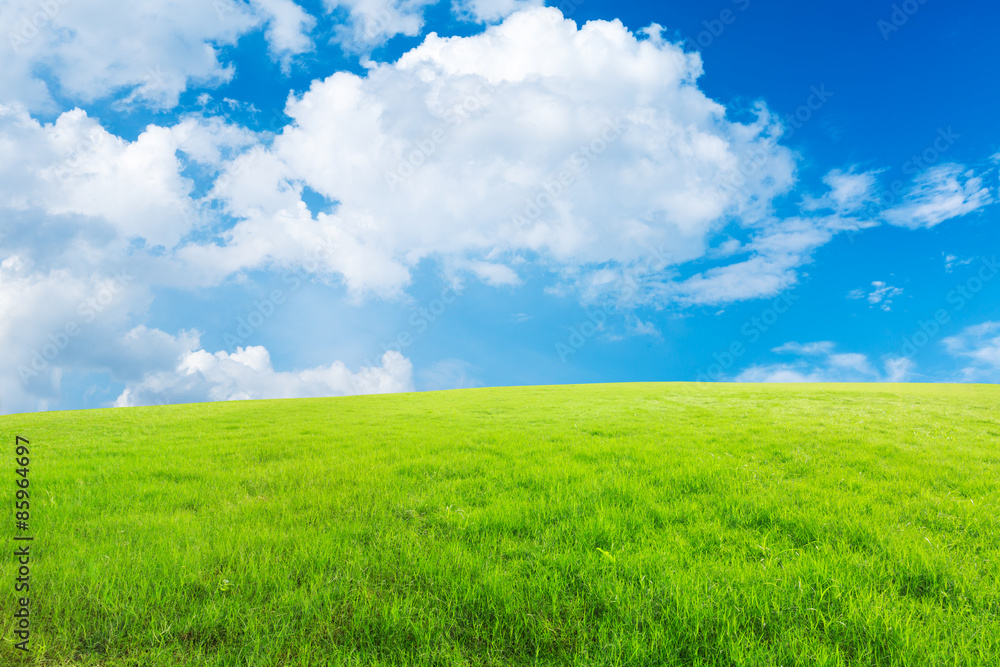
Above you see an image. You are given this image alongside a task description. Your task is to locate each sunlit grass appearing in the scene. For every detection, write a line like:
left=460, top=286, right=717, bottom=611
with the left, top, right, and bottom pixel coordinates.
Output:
left=1, top=382, right=998, bottom=665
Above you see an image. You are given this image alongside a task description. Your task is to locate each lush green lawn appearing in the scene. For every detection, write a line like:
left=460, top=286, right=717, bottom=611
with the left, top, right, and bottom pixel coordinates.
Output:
left=1, top=383, right=998, bottom=665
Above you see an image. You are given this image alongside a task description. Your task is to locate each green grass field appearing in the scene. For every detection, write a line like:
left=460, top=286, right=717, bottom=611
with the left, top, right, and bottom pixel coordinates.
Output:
left=1, top=383, right=998, bottom=666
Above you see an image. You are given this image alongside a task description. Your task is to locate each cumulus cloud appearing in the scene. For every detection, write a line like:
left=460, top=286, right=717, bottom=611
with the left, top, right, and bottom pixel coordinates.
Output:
left=0, top=103, right=256, bottom=256
left=942, top=321, right=1000, bottom=382
left=322, top=0, right=438, bottom=51
left=453, top=0, right=544, bottom=23
left=0, top=0, right=318, bottom=110
left=0, top=94, right=421, bottom=413
left=191, top=7, right=798, bottom=300
left=320, top=0, right=547, bottom=50
left=2, top=1, right=245, bottom=109
left=251, top=0, right=317, bottom=67
left=6, top=5, right=996, bottom=412
left=848, top=281, right=903, bottom=311
left=882, top=164, right=993, bottom=229
left=0, top=105, right=257, bottom=410
left=0, top=246, right=413, bottom=412
left=10, top=8, right=984, bottom=316
left=0, top=256, right=156, bottom=414
left=115, top=347, right=413, bottom=407
left=735, top=341, right=913, bottom=383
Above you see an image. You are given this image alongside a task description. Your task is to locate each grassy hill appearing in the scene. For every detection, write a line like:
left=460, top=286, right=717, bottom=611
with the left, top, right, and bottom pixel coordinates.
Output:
left=1, top=383, right=998, bottom=665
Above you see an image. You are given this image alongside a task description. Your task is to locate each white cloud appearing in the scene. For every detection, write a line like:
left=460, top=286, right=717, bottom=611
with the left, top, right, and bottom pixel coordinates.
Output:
left=193, top=7, right=797, bottom=300
left=735, top=341, right=913, bottom=383
left=772, top=341, right=835, bottom=356
left=628, top=317, right=660, bottom=337
left=803, top=168, right=881, bottom=215
left=0, top=247, right=413, bottom=412
left=943, top=321, right=1000, bottom=381
left=322, top=0, right=438, bottom=51
left=251, top=0, right=317, bottom=67
left=319, top=0, right=546, bottom=47
left=670, top=254, right=801, bottom=306
left=883, top=356, right=914, bottom=382
left=1, top=1, right=249, bottom=109
left=461, top=260, right=522, bottom=286
left=827, top=352, right=875, bottom=375
left=452, top=0, right=544, bottom=23
left=11, top=7, right=976, bottom=321
left=0, top=104, right=255, bottom=251
left=7, top=5, right=997, bottom=413
left=735, top=366, right=818, bottom=383
left=848, top=280, right=903, bottom=311
left=882, top=164, right=993, bottom=229
left=867, top=281, right=902, bottom=307
left=416, top=358, right=480, bottom=391
left=943, top=253, right=973, bottom=272
left=0, top=0, right=317, bottom=111
left=115, top=346, right=413, bottom=407
left=665, top=214, right=848, bottom=307
left=0, top=256, right=157, bottom=414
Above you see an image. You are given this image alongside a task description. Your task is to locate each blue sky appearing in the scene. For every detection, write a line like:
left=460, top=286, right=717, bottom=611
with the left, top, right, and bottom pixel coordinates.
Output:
left=1, top=0, right=998, bottom=414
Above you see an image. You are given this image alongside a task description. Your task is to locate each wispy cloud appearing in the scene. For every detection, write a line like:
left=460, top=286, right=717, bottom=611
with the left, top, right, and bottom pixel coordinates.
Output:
left=848, top=281, right=903, bottom=311
left=116, top=345, right=413, bottom=407
left=882, top=164, right=993, bottom=229
left=943, top=253, right=973, bottom=273
left=736, top=341, right=913, bottom=383
left=943, top=321, right=1000, bottom=382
